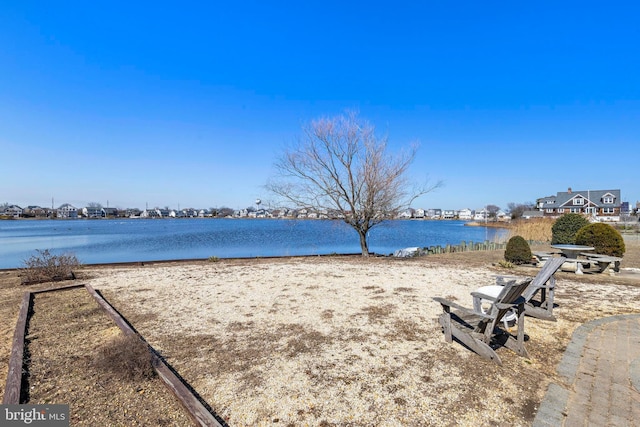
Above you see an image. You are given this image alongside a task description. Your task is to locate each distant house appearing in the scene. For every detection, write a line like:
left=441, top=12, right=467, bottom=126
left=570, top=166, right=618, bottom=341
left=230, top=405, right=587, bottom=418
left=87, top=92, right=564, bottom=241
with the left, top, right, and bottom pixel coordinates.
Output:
left=103, top=207, right=119, bottom=217
left=496, top=210, right=509, bottom=222
left=442, top=210, right=455, bottom=219
left=2, top=205, right=23, bottom=218
left=183, top=208, right=198, bottom=217
left=414, top=208, right=425, bottom=219
left=522, top=210, right=544, bottom=219
left=398, top=208, right=414, bottom=219
left=57, top=203, right=78, bottom=218
left=536, top=188, right=622, bottom=222
left=126, top=208, right=142, bottom=218
left=473, top=208, right=488, bottom=221
left=427, top=209, right=442, bottom=219
left=24, top=206, right=49, bottom=218
left=82, top=206, right=105, bottom=218
left=141, top=208, right=161, bottom=218
left=458, top=208, right=473, bottom=220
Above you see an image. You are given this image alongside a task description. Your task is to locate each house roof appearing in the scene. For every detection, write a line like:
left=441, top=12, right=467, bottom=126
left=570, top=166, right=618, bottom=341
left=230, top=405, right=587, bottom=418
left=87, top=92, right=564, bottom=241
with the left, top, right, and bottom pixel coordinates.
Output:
left=546, top=189, right=621, bottom=208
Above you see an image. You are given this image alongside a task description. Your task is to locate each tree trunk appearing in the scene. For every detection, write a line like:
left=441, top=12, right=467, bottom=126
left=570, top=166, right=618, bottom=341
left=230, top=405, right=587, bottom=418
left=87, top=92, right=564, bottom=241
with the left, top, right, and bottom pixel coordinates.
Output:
left=358, top=230, right=370, bottom=257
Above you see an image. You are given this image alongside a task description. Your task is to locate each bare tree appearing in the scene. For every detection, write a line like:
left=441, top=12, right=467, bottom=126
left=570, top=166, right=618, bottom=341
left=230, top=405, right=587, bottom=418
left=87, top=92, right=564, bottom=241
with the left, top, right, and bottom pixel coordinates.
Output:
left=267, top=112, right=441, bottom=256
left=507, top=202, right=535, bottom=220
left=486, top=204, right=501, bottom=218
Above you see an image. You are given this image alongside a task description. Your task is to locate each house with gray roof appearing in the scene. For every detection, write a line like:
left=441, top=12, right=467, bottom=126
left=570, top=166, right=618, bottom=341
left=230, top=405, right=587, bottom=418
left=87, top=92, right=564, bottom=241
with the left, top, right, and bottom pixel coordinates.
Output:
left=57, top=203, right=78, bottom=218
left=536, top=188, right=621, bottom=222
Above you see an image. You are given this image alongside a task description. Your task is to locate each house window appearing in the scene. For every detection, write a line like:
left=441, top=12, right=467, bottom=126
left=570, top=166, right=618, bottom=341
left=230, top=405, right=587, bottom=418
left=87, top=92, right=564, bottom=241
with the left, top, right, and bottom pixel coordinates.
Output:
left=573, top=198, right=584, bottom=205
left=570, top=208, right=581, bottom=213
left=558, top=208, right=565, bottom=213
left=603, top=207, right=615, bottom=214
left=546, top=208, right=554, bottom=213
left=603, top=196, right=614, bottom=204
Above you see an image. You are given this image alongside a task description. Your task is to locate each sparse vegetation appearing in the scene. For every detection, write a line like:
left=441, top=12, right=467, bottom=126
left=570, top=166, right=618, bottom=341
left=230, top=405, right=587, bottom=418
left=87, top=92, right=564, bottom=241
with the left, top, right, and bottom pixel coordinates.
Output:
left=19, top=249, right=80, bottom=284
left=208, top=256, right=220, bottom=262
left=551, top=213, right=590, bottom=244
left=92, top=333, right=156, bottom=382
left=504, top=235, right=533, bottom=265
left=498, top=260, right=515, bottom=268
left=575, top=223, right=626, bottom=257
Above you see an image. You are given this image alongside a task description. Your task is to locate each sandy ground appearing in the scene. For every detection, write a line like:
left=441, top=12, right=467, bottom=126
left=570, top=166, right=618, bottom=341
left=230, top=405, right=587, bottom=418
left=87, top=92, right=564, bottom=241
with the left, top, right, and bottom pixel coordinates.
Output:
left=1, top=236, right=639, bottom=426
left=81, top=244, right=640, bottom=426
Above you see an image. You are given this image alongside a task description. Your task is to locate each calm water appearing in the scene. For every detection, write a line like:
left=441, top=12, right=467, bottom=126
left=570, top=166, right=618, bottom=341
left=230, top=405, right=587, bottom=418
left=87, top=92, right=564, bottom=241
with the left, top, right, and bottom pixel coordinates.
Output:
left=0, top=218, right=506, bottom=269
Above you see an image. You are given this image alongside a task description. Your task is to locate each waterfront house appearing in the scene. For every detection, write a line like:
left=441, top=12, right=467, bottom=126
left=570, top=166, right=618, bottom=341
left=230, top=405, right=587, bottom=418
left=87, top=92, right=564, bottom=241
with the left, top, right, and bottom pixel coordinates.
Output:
left=24, top=206, right=50, bottom=218
left=473, top=208, right=488, bottom=221
left=398, top=209, right=414, bottom=219
left=57, top=203, right=78, bottom=218
left=103, top=207, right=119, bottom=217
left=1, top=205, right=23, bottom=218
left=82, top=206, right=105, bottom=218
left=427, top=209, right=442, bottom=219
left=442, top=210, right=455, bottom=219
left=536, top=188, right=622, bottom=222
left=458, top=208, right=473, bottom=220
left=496, top=210, right=510, bottom=222
left=141, top=208, right=162, bottom=218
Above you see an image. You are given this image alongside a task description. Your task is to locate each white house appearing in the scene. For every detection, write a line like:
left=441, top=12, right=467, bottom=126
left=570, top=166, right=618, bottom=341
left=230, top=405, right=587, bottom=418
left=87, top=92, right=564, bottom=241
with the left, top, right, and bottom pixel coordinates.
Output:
left=2, top=205, right=23, bottom=218
left=473, top=208, right=488, bottom=221
left=57, top=203, right=78, bottom=218
left=458, top=208, right=473, bottom=220
left=82, top=206, right=105, bottom=218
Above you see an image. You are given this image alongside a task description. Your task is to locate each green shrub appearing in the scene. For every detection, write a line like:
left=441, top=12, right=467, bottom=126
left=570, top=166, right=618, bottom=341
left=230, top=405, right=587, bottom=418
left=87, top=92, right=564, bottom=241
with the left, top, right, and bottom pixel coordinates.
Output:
left=498, top=260, right=515, bottom=269
left=575, top=223, right=625, bottom=257
left=551, top=213, right=590, bottom=244
left=504, top=235, right=532, bottom=265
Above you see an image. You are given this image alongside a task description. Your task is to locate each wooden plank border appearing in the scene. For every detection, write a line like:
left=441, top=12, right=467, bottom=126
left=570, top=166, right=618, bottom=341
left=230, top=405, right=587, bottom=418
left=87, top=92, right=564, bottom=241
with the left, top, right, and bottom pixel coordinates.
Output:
left=84, top=284, right=225, bottom=427
left=3, top=291, right=32, bottom=404
left=31, top=283, right=86, bottom=294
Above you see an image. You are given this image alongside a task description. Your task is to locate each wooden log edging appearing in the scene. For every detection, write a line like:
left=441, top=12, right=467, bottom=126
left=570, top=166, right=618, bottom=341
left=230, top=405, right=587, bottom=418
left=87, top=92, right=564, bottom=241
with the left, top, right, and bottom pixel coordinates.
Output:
left=3, top=292, right=32, bottom=404
left=84, top=284, right=225, bottom=427
left=3, top=284, right=89, bottom=404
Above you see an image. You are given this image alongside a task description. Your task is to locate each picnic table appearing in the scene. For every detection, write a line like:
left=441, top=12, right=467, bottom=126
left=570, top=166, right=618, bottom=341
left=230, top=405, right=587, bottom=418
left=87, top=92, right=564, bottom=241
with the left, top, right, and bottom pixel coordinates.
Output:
left=550, top=244, right=595, bottom=275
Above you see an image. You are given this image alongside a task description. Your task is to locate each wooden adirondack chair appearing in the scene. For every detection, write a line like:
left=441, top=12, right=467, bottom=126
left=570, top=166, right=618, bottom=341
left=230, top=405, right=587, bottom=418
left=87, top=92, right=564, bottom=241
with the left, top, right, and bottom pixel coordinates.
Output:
left=492, top=256, right=565, bottom=321
left=433, top=278, right=532, bottom=366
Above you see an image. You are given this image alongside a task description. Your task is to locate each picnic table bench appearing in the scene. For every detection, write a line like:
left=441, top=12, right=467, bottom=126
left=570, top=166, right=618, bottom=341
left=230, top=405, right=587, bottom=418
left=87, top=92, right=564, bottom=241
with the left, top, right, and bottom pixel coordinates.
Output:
left=582, top=253, right=622, bottom=273
left=533, top=251, right=560, bottom=266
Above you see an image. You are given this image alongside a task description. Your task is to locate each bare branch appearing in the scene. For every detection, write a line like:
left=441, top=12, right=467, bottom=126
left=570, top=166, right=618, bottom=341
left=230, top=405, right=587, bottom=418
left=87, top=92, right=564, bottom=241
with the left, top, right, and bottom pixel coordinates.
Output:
left=267, top=113, right=440, bottom=256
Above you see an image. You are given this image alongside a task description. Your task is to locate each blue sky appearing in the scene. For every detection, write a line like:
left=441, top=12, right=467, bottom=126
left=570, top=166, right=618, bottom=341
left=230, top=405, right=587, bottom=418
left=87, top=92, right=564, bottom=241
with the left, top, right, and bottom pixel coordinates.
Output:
left=1, top=2, right=638, bottom=211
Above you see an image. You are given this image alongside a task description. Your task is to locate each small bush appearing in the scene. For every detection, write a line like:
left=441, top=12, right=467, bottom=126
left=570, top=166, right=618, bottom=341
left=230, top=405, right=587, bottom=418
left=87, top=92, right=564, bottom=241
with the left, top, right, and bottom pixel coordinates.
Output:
left=92, top=333, right=156, bottom=382
left=575, top=223, right=626, bottom=257
left=20, top=249, right=80, bottom=284
left=504, top=235, right=532, bottom=265
left=498, top=260, right=515, bottom=269
left=208, top=256, right=220, bottom=262
left=551, top=213, right=590, bottom=244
